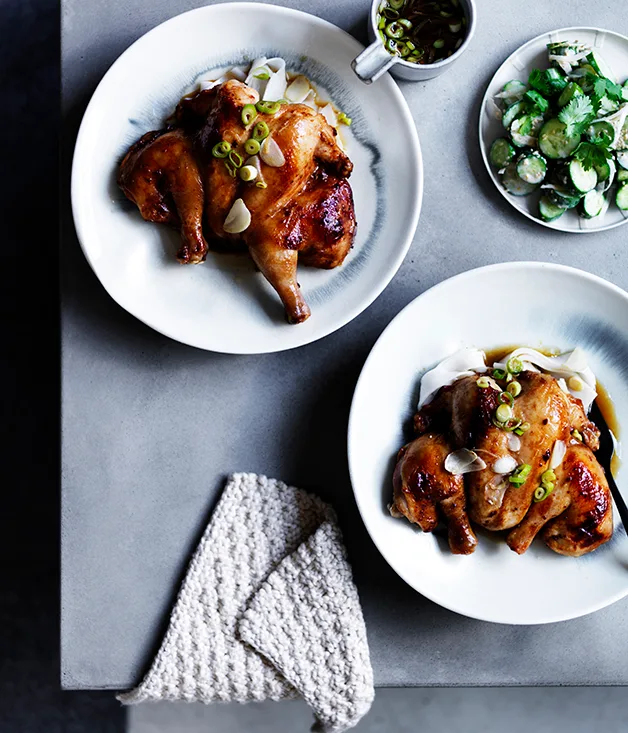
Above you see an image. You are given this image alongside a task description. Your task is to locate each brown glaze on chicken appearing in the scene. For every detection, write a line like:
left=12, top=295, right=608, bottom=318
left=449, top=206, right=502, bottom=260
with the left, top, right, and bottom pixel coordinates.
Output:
left=391, top=433, right=478, bottom=555
left=117, top=79, right=356, bottom=323
left=507, top=442, right=613, bottom=556
left=393, top=366, right=613, bottom=557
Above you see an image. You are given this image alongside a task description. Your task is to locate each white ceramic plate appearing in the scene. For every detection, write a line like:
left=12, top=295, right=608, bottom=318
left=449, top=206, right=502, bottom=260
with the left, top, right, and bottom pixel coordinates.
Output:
left=479, top=27, right=628, bottom=234
left=348, top=262, right=628, bottom=624
left=72, top=3, right=422, bottom=354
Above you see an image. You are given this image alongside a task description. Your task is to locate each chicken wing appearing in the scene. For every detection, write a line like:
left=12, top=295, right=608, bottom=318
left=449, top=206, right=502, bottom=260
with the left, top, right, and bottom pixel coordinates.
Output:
left=391, top=433, right=478, bottom=555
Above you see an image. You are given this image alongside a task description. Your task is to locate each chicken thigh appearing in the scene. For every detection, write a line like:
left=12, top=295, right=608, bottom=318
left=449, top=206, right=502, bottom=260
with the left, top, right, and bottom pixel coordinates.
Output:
left=391, top=433, right=478, bottom=555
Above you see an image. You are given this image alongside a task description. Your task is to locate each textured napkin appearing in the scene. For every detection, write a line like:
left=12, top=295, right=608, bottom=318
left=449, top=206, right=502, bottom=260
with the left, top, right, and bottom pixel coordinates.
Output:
left=118, top=472, right=374, bottom=732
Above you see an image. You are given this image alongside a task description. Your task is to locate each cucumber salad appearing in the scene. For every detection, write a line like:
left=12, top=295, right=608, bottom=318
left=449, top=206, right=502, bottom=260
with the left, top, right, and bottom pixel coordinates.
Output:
left=489, top=41, right=628, bottom=223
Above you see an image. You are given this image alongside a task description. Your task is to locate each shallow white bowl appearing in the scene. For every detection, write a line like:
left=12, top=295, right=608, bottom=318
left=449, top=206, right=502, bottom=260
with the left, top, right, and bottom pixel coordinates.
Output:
left=71, top=3, right=422, bottom=354
left=479, top=27, right=628, bottom=234
left=348, top=262, right=628, bottom=624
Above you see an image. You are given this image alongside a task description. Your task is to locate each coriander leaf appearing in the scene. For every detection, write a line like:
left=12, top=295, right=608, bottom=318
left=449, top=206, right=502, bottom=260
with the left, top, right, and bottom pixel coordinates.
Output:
left=524, top=89, right=549, bottom=114
left=558, top=95, right=595, bottom=136
left=574, top=141, right=612, bottom=171
left=528, top=68, right=550, bottom=95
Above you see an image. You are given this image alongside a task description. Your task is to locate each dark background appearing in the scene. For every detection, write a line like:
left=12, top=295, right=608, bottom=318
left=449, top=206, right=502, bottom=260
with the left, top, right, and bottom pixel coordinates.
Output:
left=0, top=0, right=123, bottom=729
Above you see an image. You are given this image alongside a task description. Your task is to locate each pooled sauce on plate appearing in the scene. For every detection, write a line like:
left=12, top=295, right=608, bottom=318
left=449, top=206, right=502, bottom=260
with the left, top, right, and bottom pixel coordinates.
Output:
left=377, top=0, right=467, bottom=64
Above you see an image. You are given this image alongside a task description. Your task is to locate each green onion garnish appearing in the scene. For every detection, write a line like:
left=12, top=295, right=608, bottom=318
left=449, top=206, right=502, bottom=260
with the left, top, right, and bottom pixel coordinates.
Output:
left=385, top=38, right=399, bottom=54
left=509, top=463, right=532, bottom=486
left=252, top=120, right=270, bottom=141
left=255, top=180, right=268, bottom=189
left=244, top=139, right=261, bottom=156
left=398, top=18, right=412, bottom=30
left=541, top=469, right=556, bottom=485
left=337, top=112, right=352, bottom=126
left=492, top=368, right=507, bottom=380
left=239, top=165, right=258, bottom=182
left=241, top=104, right=257, bottom=126
left=405, top=40, right=416, bottom=51
left=506, top=357, right=523, bottom=375
left=533, top=486, right=548, bottom=502
left=378, top=17, right=386, bottom=29
left=224, top=162, right=236, bottom=178
left=381, top=7, right=399, bottom=19
left=253, top=68, right=270, bottom=80
left=397, top=42, right=410, bottom=58
left=513, top=421, right=530, bottom=436
left=477, top=376, right=490, bottom=389
left=256, top=100, right=281, bottom=115
left=389, top=0, right=405, bottom=8
left=499, top=391, right=515, bottom=407
left=507, top=381, right=522, bottom=397
left=433, top=39, right=445, bottom=49
left=495, top=404, right=513, bottom=423
left=385, top=21, right=405, bottom=39
left=212, top=141, right=232, bottom=158
left=228, top=151, right=243, bottom=169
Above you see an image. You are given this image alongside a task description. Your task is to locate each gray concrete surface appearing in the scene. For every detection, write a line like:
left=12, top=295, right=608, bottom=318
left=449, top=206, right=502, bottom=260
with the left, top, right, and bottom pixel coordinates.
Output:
left=61, top=0, right=628, bottom=696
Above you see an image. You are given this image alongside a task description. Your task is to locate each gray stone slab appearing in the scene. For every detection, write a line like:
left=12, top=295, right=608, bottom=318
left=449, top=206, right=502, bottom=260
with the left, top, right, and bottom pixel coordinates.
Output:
left=62, top=0, right=628, bottom=690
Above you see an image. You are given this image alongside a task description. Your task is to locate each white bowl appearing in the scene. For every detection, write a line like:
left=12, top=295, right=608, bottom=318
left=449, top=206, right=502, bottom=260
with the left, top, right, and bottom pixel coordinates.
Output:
left=479, top=27, right=628, bottom=234
left=349, top=262, right=628, bottom=624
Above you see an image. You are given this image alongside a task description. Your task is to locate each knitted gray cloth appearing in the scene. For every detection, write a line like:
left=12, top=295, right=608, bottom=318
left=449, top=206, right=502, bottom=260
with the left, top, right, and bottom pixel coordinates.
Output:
left=118, top=473, right=374, bottom=732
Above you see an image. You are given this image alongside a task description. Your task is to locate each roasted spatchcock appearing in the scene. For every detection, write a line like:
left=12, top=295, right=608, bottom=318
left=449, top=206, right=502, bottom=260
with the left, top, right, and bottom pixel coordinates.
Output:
left=118, top=72, right=356, bottom=324
left=391, top=348, right=614, bottom=556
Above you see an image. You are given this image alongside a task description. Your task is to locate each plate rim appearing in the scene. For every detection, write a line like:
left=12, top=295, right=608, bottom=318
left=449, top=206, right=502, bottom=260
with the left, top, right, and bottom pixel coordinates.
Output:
left=478, top=26, right=628, bottom=235
left=70, top=1, right=424, bottom=355
left=348, top=260, right=628, bottom=625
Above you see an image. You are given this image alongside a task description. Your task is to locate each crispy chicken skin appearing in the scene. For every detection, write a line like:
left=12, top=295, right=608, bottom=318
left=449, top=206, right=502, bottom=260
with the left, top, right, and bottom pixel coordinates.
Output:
left=395, top=369, right=612, bottom=557
left=507, top=442, right=613, bottom=556
left=391, top=433, right=478, bottom=555
left=118, top=79, right=356, bottom=323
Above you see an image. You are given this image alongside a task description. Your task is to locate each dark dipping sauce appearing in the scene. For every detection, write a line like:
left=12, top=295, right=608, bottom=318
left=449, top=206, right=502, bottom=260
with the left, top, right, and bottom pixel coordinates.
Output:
left=377, top=0, right=467, bottom=64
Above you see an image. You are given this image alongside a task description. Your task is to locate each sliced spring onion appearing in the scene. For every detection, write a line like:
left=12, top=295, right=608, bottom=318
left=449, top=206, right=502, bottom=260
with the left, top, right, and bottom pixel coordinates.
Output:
left=533, top=486, right=549, bottom=502
left=506, top=357, right=524, bottom=374
left=389, top=0, right=405, bottom=8
left=239, top=164, right=258, bottom=182
left=492, top=368, right=507, bottom=380
left=378, top=17, right=386, bottom=29
left=381, top=7, right=399, bottom=19
left=495, top=404, right=513, bottom=423
left=507, top=381, right=522, bottom=397
left=385, top=21, right=405, bottom=39
left=256, top=100, right=281, bottom=115
left=337, top=112, right=352, bottom=126
left=541, top=469, right=556, bottom=485
left=509, top=463, right=532, bottom=486
left=398, top=18, right=413, bottom=30
left=253, top=68, right=270, bottom=81
left=513, top=421, right=530, bottom=436
left=228, top=150, right=243, bottom=169
left=241, top=104, right=257, bottom=126
left=212, top=141, right=232, bottom=158
left=244, top=138, right=261, bottom=156
left=499, top=391, right=515, bottom=407
left=477, top=377, right=491, bottom=389
left=252, top=120, right=270, bottom=141
left=255, top=180, right=268, bottom=189
left=386, top=38, right=399, bottom=54
left=433, top=39, right=445, bottom=49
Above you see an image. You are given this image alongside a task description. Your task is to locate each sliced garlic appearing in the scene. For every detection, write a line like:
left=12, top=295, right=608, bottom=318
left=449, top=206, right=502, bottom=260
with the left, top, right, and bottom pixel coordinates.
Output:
left=285, top=75, right=311, bottom=103
left=223, top=198, right=251, bottom=234
left=239, top=164, right=258, bottom=182
left=507, top=433, right=521, bottom=452
left=549, top=440, right=566, bottom=470
left=444, top=449, right=487, bottom=475
left=493, top=456, right=518, bottom=474
left=568, top=376, right=584, bottom=392
left=260, top=136, right=285, bottom=167
left=319, top=103, right=338, bottom=128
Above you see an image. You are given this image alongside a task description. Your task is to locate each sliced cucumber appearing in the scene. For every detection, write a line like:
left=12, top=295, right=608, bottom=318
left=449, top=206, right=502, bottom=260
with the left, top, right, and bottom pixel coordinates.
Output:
left=539, top=195, right=565, bottom=222
left=579, top=189, right=605, bottom=218
left=618, top=168, right=628, bottom=182
left=568, top=158, right=597, bottom=192
left=558, top=82, right=584, bottom=108
left=502, top=100, right=526, bottom=130
left=618, top=119, right=628, bottom=150
left=489, top=138, right=516, bottom=168
left=586, top=51, right=617, bottom=83
left=617, top=151, right=628, bottom=170
left=617, top=184, right=628, bottom=211
left=500, top=80, right=527, bottom=101
left=538, top=118, right=581, bottom=159
left=586, top=121, right=615, bottom=147
left=596, top=157, right=616, bottom=192
left=516, top=151, right=547, bottom=184
left=510, top=115, right=544, bottom=147
left=501, top=161, right=538, bottom=196
left=548, top=186, right=582, bottom=209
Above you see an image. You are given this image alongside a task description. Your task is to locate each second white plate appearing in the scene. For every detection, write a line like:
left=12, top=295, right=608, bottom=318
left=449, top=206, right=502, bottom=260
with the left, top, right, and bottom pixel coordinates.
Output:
left=479, top=27, right=628, bottom=234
